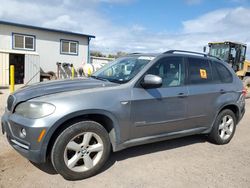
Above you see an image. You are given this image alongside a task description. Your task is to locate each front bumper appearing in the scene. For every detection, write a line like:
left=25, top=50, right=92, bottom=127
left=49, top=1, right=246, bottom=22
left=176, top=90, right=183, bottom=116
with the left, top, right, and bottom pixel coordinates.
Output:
left=237, top=94, right=246, bottom=123
left=238, top=106, right=245, bottom=123
left=1, top=110, right=48, bottom=163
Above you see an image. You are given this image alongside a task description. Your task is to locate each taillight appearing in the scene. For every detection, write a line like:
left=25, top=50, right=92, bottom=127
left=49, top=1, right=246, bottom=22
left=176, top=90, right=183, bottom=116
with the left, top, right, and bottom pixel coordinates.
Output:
left=242, top=87, right=247, bottom=97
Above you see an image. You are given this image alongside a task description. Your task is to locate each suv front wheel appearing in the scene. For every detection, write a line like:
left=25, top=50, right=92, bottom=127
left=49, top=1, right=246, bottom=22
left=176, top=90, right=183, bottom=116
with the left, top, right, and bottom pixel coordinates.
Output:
left=208, top=109, right=236, bottom=145
left=51, top=121, right=111, bottom=180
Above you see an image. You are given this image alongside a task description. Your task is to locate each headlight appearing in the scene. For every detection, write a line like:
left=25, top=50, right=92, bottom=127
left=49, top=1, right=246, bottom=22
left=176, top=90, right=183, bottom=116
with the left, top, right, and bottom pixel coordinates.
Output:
left=15, top=102, right=56, bottom=119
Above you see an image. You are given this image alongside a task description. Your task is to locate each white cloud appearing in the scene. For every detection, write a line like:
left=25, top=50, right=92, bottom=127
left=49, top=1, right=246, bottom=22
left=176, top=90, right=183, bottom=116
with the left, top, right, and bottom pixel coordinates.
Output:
left=131, top=24, right=146, bottom=32
left=42, top=15, right=79, bottom=31
left=183, top=7, right=250, bottom=34
left=0, top=0, right=250, bottom=57
left=181, top=7, right=250, bottom=55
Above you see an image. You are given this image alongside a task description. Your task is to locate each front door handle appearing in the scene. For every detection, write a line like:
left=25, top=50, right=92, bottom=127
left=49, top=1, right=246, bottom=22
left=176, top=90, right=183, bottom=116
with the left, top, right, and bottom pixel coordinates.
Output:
left=178, top=93, right=188, bottom=98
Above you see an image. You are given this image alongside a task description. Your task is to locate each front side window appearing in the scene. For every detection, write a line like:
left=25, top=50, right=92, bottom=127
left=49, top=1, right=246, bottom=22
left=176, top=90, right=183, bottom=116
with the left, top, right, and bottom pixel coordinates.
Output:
left=188, top=57, right=212, bottom=84
left=61, top=40, right=78, bottom=55
left=13, top=34, right=35, bottom=50
left=92, top=56, right=154, bottom=83
left=146, top=57, right=185, bottom=87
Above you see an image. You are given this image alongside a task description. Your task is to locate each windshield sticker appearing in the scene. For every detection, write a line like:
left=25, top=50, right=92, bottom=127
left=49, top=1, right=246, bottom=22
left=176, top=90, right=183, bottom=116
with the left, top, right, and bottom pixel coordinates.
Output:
left=138, top=56, right=155, bottom=61
left=200, top=69, right=207, bottom=79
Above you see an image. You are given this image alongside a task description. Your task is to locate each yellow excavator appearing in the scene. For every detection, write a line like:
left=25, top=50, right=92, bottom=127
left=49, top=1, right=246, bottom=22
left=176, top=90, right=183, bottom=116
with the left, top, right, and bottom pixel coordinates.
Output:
left=206, top=41, right=250, bottom=97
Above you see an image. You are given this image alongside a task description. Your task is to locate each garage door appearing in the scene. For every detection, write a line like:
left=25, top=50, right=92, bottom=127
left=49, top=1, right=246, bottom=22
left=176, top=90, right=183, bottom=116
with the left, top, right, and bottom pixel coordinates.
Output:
left=24, top=54, right=40, bottom=84
left=0, top=52, right=9, bottom=87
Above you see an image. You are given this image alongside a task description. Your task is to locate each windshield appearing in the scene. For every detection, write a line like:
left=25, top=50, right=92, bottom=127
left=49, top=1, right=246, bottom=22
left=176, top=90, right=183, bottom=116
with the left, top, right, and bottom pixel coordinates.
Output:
left=92, top=56, right=154, bottom=83
left=209, top=44, right=230, bottom=61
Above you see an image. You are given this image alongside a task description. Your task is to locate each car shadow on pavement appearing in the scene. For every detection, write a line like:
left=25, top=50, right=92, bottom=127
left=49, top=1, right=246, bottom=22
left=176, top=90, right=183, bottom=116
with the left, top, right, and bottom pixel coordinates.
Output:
left=100, top=134, right=207, bottom=173
left=30, top=159, right=58, bottom=175
left=30, top=135, right=207, bottom=176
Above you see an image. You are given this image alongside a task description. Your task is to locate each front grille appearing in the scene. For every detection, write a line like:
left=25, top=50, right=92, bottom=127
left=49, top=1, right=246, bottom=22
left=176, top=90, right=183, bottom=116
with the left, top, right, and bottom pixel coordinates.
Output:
left=7, top=95, right=15, bottom=111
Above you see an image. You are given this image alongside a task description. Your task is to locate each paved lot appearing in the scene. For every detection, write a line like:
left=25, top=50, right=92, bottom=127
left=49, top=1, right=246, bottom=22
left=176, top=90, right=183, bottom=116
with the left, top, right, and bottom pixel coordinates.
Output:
left=0, top=88, right=250, bottom=188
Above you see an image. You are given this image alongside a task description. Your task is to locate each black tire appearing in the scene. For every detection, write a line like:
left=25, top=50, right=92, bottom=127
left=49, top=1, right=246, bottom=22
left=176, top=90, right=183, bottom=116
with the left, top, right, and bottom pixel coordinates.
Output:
left=208, top=109, right=236, bottom=145
left=51, top=121, right=111, bottom=180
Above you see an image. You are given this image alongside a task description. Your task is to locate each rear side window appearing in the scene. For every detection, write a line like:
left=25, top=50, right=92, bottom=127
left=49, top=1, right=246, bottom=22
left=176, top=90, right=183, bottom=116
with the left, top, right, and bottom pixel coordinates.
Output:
left=188, top=57, right=212, bottom=84
left=211, top=61, right=233, bottom=83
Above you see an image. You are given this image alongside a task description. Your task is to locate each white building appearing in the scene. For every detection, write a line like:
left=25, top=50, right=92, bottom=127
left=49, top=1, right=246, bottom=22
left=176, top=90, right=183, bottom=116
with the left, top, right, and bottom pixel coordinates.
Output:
left=0, top=20, right=95, bottom=86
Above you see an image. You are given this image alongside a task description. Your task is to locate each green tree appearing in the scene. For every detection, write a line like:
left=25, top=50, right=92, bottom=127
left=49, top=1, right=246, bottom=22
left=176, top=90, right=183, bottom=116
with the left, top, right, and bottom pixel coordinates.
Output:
left=90, top=51, right=105, bottom=57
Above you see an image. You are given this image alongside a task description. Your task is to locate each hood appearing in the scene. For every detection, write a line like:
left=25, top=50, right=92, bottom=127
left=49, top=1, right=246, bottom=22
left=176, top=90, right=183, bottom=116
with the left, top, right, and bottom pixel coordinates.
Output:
left=8, top=78, right=118, bottom=110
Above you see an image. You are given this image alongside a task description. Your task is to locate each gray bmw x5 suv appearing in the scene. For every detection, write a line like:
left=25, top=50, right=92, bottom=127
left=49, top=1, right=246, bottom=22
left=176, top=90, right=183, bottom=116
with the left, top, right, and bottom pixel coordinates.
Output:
left=2, top=50, right=246, bottom=180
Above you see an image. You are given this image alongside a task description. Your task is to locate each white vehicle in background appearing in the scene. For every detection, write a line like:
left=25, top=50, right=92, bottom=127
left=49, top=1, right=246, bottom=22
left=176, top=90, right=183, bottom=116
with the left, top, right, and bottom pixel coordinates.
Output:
left=83, top=56, right=114, bottom=76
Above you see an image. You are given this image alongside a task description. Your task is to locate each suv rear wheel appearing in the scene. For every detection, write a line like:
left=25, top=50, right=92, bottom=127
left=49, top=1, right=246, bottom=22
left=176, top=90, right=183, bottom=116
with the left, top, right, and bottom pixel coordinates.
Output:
left=51, top=121, right=111, bottom=180
left=208, top=109, right=236, bottom=145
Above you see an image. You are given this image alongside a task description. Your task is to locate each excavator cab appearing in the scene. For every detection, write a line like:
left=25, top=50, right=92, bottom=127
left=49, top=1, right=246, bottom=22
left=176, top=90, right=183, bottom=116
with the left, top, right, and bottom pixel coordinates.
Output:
left=208, top=41, right=246, bottom=72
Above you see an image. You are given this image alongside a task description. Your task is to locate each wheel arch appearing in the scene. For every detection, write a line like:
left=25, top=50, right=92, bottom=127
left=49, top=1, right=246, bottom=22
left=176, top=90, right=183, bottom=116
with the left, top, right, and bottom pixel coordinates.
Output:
left=205, top=103, right=240, bottom=134
left=42, top=110, right=120, bottom=161
left=217, top=103, right=240, bottom=123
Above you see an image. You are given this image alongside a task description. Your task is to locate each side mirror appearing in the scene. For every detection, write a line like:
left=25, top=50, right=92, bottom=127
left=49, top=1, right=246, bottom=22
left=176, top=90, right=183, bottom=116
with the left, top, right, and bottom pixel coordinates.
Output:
left=141, top=74, right=162, bottom=89
left=203, top=46, right=206, bottom=53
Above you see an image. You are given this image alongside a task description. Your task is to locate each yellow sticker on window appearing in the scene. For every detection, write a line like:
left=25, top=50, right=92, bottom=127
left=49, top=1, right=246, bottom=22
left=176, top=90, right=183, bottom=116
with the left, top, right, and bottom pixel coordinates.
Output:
left=200, top=69, right=207, bottom=79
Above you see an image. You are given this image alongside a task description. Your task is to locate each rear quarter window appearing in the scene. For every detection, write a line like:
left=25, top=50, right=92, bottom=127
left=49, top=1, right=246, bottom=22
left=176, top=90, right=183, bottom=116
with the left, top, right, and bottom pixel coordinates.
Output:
left=211, top=61, right=233, bottom=83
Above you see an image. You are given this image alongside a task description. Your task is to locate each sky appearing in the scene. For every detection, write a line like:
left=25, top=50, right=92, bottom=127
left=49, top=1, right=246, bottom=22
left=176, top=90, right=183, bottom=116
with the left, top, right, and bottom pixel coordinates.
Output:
left=1, top=0, right=250, bottom=55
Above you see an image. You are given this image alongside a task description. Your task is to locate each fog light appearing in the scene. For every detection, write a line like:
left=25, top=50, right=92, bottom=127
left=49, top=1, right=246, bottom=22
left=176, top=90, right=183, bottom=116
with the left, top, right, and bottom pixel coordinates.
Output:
left=20, top=128, right=27, bottom=138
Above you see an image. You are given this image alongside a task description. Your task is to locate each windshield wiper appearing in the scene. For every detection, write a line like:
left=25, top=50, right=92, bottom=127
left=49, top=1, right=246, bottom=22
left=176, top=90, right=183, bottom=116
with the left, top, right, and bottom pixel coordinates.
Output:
left=90, top=75, right=124, bottom=84
left=90, top=75, right=109, bottom=82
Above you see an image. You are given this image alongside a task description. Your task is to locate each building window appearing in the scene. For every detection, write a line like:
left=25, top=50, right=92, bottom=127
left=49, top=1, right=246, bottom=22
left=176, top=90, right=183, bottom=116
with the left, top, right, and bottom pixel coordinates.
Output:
left=60, top=40, right=78, bottom=55
left=13, top=33, right=35, bottom=51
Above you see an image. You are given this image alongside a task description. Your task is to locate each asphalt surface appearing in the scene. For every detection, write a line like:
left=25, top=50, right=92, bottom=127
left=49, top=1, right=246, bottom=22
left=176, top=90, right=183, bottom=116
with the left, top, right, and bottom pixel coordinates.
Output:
left=0, top=88, right=250, bottom=188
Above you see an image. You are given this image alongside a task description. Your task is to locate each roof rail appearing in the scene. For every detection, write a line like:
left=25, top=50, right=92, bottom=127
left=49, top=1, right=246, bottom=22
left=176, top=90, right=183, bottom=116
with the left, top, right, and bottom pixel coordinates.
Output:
left=164, top=50, right=207, bottom=57
left=163, top=50, right=222, bottom=60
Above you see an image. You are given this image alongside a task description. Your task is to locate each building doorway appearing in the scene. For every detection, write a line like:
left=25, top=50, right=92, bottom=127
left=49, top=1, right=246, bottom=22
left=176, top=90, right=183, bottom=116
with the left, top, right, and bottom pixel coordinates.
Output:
left=9, top=53, right=25, bottom=84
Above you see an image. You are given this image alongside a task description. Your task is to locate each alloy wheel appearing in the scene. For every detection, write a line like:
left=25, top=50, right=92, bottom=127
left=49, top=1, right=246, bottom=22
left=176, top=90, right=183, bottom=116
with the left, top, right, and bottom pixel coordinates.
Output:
left=218, top=115, right=234, bottom=140
left=63, top=132, right=104, bottom=172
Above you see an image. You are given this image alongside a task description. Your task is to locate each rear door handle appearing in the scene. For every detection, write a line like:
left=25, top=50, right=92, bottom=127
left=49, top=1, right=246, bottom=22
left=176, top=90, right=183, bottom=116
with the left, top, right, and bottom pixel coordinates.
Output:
left=178, top=93, right=188, bottom=98
left=220, top=89, right=226, bottom=94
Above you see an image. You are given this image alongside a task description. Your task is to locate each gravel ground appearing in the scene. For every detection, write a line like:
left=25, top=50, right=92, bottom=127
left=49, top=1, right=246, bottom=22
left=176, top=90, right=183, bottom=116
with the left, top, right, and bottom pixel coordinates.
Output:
left=0, top=88, right=250, bottom=188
